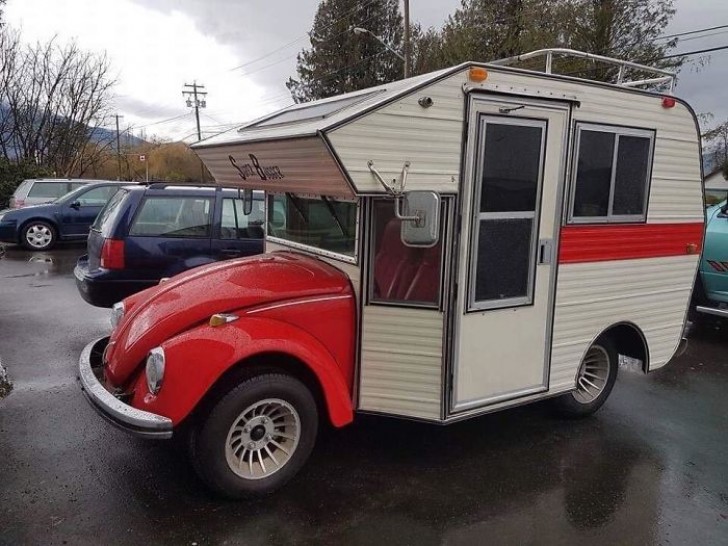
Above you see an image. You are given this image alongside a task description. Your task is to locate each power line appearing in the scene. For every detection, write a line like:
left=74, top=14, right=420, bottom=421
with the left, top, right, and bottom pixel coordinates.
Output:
left=230, top=0, right=380, bottom=72
left=657, top=24, right=728, bottom=41
left=660, top=43, right=728, bottom=59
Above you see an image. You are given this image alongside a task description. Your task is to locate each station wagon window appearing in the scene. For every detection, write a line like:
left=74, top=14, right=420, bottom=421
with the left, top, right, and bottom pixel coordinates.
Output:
left=129, top=196, right=212, bottom=238
left=370, top=199, right=442, bottom=307
left=220, top=198, right=265, bottom=239
left=28, top=182, right=68, bottom=199
left=570, top=124, right=654, bottom=222
left=267, top=194, right=357, bottom=258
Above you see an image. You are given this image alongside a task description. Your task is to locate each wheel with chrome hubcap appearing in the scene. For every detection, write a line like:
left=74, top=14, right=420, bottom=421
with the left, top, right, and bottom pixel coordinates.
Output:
left=21, top=221, right=56, bottom=251
left=189, top=373, right=318, bottom=498
left=550, top=337, right=618, bottom=418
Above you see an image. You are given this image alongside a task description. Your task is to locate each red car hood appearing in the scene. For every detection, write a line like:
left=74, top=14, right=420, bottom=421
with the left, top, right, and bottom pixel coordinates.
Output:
left=105, top=252, right=352, bottom=385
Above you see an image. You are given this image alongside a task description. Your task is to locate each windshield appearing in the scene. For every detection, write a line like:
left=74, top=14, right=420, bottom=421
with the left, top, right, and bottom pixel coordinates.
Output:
left=267, top=194, right=357, bottom=257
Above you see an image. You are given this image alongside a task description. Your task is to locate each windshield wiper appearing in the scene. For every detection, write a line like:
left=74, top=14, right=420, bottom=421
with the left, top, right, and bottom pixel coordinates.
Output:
left=286, top=192, right=308, bottom=222
left=322, top=196, right=348, bottom=238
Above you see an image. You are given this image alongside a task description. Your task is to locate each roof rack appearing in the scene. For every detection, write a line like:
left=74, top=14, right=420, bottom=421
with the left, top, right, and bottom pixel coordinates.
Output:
left=490, top=48, right=676, bottom=93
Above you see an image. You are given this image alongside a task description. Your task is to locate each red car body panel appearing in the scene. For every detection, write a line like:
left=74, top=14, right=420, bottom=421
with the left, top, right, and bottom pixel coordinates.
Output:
left=105, top=252, right=352, bottom=386
left=128, top=308, right=356, bottom=427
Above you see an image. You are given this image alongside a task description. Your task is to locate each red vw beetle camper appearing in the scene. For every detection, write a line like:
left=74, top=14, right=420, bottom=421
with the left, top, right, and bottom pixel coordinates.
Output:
left=79, top=50, right=704, bottom=498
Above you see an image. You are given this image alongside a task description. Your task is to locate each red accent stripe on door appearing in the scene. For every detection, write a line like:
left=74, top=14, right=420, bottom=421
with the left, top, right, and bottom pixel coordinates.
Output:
left=559, top=223, right=704, bottom=264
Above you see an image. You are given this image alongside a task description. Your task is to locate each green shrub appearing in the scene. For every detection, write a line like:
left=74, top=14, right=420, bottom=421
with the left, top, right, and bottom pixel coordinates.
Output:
left=0, top=161, right=52, bottom=208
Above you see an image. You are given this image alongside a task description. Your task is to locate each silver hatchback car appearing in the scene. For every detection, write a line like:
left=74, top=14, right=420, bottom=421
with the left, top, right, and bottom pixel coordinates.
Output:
left=8, top=178, right=108, bottom=208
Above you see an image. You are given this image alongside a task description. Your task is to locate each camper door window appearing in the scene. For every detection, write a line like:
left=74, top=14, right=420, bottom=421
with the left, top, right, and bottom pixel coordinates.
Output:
left=369, top=199, right=443, bottom=307
left=570, top=124, right=655, bottom=223
left=267, top=193, right=357, bottom=258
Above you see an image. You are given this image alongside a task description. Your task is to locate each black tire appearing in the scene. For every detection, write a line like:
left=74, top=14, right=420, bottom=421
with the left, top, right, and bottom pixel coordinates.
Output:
left=188, top=373, right=318, bottom=499
left=550, top=336, right=619, bottom=418
left=20, top=220, right=57, bottom=251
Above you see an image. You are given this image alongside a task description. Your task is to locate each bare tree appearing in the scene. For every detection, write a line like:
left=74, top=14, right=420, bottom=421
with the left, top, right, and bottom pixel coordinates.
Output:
left=0, top=28, right=116, bottom=176
left=703, top=120, right=728, bottom=179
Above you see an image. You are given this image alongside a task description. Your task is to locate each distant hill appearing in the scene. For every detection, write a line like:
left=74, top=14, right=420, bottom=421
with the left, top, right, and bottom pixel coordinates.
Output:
left=0, top=104, right=147, bottom=159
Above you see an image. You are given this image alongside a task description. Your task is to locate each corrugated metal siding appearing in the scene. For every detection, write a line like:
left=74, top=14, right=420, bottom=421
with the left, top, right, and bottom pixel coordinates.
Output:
left=326, top=68, right=702, bottom=223
left=550, top=256, right=698, bottom=390
left=359, top=306, right=443, bottom=419
left=327, top=72, right=467, bottom=194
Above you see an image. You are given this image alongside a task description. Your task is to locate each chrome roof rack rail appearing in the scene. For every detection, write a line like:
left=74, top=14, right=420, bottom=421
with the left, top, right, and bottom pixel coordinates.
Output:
left=490, top=48, right=676, bottom=93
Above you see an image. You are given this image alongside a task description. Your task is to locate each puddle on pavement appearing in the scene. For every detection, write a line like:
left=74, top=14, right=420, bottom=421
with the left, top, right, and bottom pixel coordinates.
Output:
left=0, top=245, right=84, bottom=276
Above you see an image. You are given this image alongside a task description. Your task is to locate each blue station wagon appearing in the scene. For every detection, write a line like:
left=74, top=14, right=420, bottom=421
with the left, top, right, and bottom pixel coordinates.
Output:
left=74, top=184, right=265, bottom=307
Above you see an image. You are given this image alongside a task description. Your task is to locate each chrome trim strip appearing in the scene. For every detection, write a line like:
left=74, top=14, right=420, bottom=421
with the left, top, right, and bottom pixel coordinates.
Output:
left=78, top=337, right=173, bottom=439
left=246, top=294, right=352, bottom=315
left=696, top=305, right=728, bottom=318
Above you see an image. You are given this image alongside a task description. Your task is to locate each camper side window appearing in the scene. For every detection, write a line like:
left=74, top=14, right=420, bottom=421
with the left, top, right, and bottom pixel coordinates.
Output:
left=570, top=124, right=654, bottom=223
left=370, top=199, right=442, bottom=307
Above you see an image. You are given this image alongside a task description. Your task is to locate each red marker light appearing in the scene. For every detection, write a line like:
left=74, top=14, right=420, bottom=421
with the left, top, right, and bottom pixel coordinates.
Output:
left=662, top=96, right=676, bottom=108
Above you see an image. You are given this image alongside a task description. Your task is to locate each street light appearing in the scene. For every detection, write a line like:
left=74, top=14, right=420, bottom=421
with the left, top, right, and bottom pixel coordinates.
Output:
left=351, top=26, right=406, bottom=68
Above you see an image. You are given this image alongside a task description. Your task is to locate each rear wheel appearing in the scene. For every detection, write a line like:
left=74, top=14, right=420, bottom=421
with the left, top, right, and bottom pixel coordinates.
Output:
left=551, top=337, right=618, bottom=418
left=21, top=221, right=57, bottom=251
left=188, top=373, right=318, bottom=499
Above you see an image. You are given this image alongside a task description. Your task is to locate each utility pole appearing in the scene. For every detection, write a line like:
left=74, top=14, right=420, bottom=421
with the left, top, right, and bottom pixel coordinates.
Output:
left=182, top=81, right=207, bottom=141
left=114, top=114, right=123, bottom=180
left=183, top=81, right=207, bottom=182
left=403, top=0, right=410, bottom=78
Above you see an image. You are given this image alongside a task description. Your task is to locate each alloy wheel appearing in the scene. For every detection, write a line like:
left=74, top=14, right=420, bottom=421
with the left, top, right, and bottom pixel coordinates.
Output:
left=224, top=398, right=301, bottom=480
left=24, top=224, right=53, bottom=249
left=573, top=344, right=611, bottom=404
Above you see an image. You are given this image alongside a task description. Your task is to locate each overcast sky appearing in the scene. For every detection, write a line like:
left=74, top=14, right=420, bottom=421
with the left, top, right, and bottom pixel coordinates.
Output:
left=5, top=0, right=728, bottom=141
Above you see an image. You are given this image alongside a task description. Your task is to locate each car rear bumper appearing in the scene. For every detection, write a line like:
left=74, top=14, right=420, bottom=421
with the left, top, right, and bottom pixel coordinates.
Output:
left=75, top=256, right=155, bottom=308
left=78, top=336, right=173, bottom=439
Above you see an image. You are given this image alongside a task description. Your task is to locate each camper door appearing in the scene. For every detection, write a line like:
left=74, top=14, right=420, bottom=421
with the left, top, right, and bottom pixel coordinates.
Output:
left=451, top=96, right=569, bottom=412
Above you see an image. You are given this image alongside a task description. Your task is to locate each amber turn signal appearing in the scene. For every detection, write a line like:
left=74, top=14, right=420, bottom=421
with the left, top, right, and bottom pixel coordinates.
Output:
left=209, top=313, right=239, bottom=327
left=469, top=67, right=489, bottom=82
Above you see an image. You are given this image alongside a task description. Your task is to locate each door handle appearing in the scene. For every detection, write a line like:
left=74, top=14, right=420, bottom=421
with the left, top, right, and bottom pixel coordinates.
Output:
left=220, top=249, right=242, bottom=257
left=538, top=239, right=553, bottom=265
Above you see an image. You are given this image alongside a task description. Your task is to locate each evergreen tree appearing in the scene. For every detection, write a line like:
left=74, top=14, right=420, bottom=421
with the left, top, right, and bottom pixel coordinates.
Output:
left=287, top=0, right=403, bottom=103
left=436, top=0, right=681, bottom=81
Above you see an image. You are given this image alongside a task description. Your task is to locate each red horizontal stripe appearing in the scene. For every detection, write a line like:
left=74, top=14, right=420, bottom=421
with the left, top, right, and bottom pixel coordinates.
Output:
left=559, top=222, right=704, bottom=264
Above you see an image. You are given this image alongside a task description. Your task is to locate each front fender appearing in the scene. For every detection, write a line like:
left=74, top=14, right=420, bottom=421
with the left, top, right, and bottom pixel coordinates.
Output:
left=129, top=316, right=354, bottom=428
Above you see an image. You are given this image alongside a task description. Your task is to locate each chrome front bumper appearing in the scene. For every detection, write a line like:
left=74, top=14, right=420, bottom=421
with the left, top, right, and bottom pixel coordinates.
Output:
left=78, top=336, right=173, bottom=439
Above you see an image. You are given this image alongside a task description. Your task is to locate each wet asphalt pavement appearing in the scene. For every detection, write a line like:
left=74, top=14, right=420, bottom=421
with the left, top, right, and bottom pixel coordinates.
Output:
left=0, top=244, right=727, bottom=546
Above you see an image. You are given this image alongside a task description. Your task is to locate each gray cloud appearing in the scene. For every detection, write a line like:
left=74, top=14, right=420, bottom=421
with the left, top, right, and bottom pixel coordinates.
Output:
left=128, top=0, right=727, bottom=127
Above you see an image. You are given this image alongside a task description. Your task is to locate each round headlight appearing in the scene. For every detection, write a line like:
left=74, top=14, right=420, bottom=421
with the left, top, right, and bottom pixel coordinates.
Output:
left=110, top=301, right=125, bottom=329
left=146, top=347, right=165, bottom=395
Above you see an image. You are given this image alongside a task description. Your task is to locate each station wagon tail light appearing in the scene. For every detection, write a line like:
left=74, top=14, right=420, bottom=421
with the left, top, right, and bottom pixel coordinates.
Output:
left=12, top=198, right=25, bottom=208
left=100, top=238, right=125, bottom=270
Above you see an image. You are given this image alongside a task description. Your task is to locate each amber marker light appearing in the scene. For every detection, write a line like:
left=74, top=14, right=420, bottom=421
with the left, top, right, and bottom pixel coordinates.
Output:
left=469, top=67, right=489, bottom=82
left=209, top=313, right=239, bottom=327
left=686, top=242, right=698, bottom=255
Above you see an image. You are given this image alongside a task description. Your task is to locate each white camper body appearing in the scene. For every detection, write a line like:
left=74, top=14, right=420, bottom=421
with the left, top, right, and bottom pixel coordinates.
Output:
left=193, top=50, right=704, bottom=422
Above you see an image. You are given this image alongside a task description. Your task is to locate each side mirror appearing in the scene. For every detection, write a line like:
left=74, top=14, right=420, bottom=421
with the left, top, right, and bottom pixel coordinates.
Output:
left=397, top=190, right=441, bottom=247
left=242, top=189, right=253, bottom=215
left=70, top=201, right=81, bottom=210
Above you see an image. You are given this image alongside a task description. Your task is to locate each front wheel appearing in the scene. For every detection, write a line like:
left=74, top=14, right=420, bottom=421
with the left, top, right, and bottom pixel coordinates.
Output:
left=21, top=221, right=57, bottom=251
left=188, top=373, right=318, bottom=499
left=550, top=337, right=618, bottom=418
